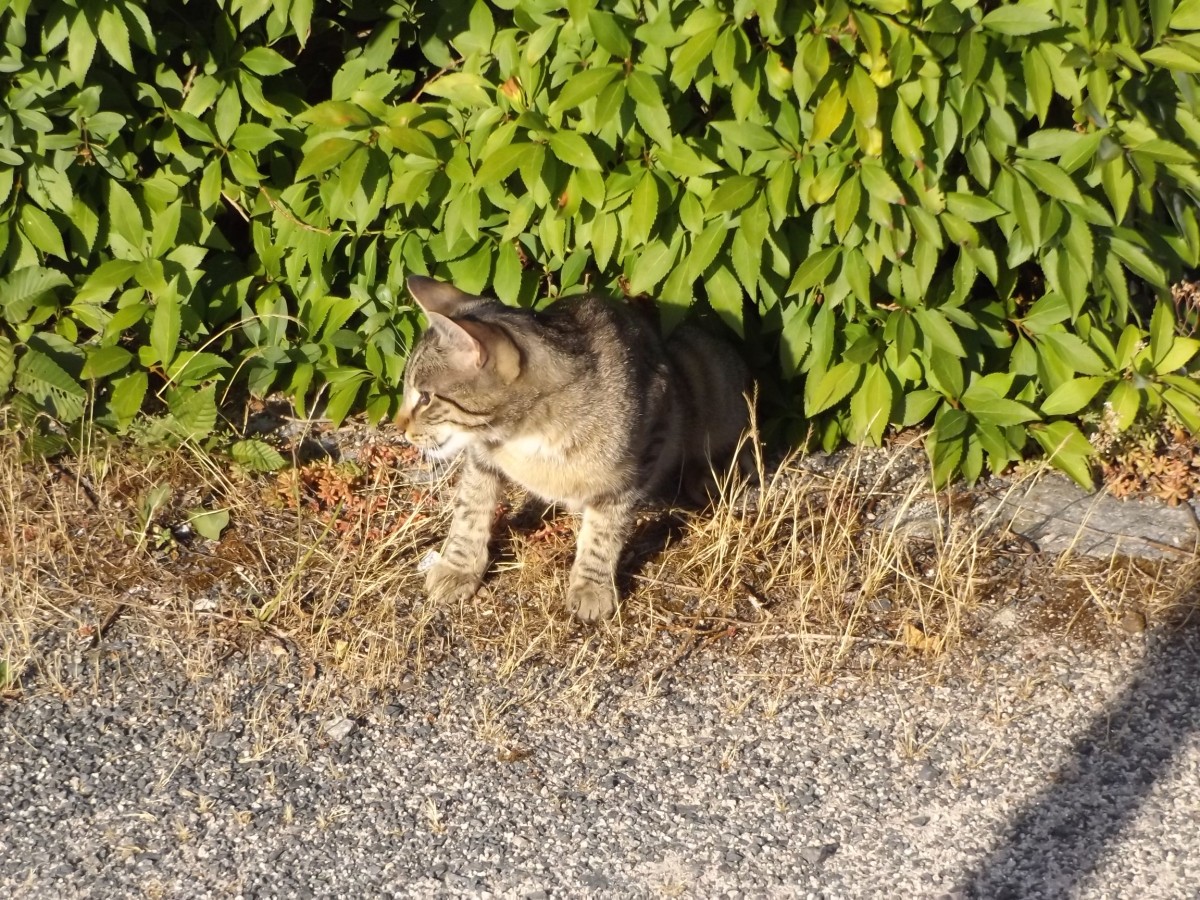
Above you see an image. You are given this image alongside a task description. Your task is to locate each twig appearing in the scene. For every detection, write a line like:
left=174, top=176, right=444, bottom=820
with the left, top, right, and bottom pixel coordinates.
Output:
left=410, top=58, right=465, bottom=104
left=258, top=186, right=335, bottom=235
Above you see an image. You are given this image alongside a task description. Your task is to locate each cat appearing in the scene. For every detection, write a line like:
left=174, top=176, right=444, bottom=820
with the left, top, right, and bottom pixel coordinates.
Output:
left=395, top=275, right=750, bottom=622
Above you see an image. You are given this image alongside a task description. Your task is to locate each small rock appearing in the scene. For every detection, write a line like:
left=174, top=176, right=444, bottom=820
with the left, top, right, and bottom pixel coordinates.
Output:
left=323, top=715, right=355, bottom=743
left=800, top=843, right=839, bottom=865
left=1119, top=610, right=1148, bottom=634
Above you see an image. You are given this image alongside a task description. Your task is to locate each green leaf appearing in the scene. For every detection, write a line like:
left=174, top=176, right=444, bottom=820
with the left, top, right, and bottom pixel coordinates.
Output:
left=1040, top=376, right=1109, bottom=415
left=626, top=172, right=659, bottom=248
left=108, top=371, right=147, bottom=429
left=859, top=162, right=904, bottom=205
left=15, top=350, right=86, bottom=422
left=1141, top=46, right=1200, bottom=73
left=168, top=352, right=231, bottom=386
left=150, top=294, right=181, bottom=368
left=1149, top=299, right=1176, bottom=367
left=548, top=132, right=601, bottom=170
left=82, top=346, right=133, bottom=380
left=296, top=137, right=359, bottom=180
left=849, top=364, right=892, bottom=445
left=1106, top=380, right=1140, bottom=430
left=806, top=361, right=863, bottom=415
left=1171, top=0, right=1200, bottom=29
left=627, top=238, right=679, bottom=296
left=891, top=98, right=924, bottom=161
left=0, top=337, right=13, bottom=398
left=786, top=247, right=840, bottom=296
left=97, top=6, right=133, bottom=71
left=108, top=182, right=146, bottom=253
left=474, top=142, right=530, bottom=186
left=19, top=206, right=67, bottom=259
left=589, top=9, right=632, bottom=57
left=981, top=2, right=1056, bottom=35
left=1030, top=421, right=1094, bottom=487
left=188, top=508, right=230, bottom=541
left=944, top=193, right=1003, bottom=222
left=706, top=176, right=758, bottom=215
left=68, top=12, right=97, bottom=82
left=168, top=386, right=218, bottom=440
left=232, top=439, right=288, bottom=472
left=914, top=308, right=966, bottom=357
left=1016, top=159, right=1084, bottom=206
left=241, top=47, right=294, bottom=76
left=552, top=65, right=620, bottom=114
left=1, top=266, right=70, bottom=321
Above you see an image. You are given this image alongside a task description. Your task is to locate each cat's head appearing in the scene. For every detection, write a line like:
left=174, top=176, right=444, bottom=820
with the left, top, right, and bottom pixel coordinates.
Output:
left=396, top=276, right=522, bottom=458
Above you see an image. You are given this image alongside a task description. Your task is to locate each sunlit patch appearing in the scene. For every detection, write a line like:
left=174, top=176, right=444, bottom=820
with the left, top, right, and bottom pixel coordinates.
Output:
left=423, top=431, right=471, bottom=460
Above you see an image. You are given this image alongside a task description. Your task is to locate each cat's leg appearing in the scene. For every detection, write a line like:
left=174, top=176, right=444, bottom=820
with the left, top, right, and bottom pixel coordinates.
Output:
left=426, top=455, right=503, bottom=605
left=566, top=497, right=635, bottom=622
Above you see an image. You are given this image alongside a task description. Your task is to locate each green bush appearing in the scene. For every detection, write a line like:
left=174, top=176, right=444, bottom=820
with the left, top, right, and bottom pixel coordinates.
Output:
left=1, top=0, right=1199, bottom=483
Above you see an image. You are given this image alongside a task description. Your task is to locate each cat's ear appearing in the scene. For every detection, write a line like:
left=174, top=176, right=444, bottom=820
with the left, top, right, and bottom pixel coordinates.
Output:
left=407, top=276, right=481, bottom=319
left=425, top=311, right=488, bottom=370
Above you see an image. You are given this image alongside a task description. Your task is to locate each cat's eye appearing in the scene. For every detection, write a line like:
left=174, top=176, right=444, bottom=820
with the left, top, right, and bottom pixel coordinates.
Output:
left=416, top=390, right=431, bottom=408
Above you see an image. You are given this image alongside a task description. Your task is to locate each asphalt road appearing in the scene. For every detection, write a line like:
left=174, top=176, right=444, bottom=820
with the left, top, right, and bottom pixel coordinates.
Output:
left=2, top=610, right=1198, bottom=899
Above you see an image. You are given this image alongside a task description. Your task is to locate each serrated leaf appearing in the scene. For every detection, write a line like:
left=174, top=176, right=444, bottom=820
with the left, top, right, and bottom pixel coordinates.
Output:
left=82, top=346, right=133, bottom=380
left=849, top=364, right=892, bottom=445
left=0, top=337, right=13, bottom=397
left=150, top=294, right=180, bottom=368
left=981, top=2, right=1056, bottom=35
left=232, top=439, right=288, bottom=472
left=914, top=308, right=966, bottom=357
left=67, top=11, right=97, bottom=82
left=548, top=132, right=601, bottom=170
left=1016, top=159, right=1085, bottom=206
left=15, top=350, right=86, bottom=422
left=891, top=98, right=923, bottom=161
left=552, top=65, right=620, bottom=114
left=108, top=370, right=147, bottom=428
left=168, top=351, right=231, bottom=386
left=786, top=247, right=840, bottom=295
left=806, top=361, right=862, bottom=416
left=474, top=142, right=529, bottom=187
left=626, top=172, right=659, bottom=248
left=1141, top=46, right=1200, bottom=73
left=1, top=266, right=70, bottom=322
left=168, top=386, right=218, bottom=440
left=627, top=238, right=679, bottom=296
left=19, top=205, right=67, bottom=259
left=945, top=193, right=1003, bottom=222
left=108, top=181, right=145, bottom=253
left=97, top=6, right=133, bottom=71
left=1106, top=380, right=1140, bottom=430
left=706, top=176, right=758, bottom=215
left=296, top=137, right=359, bottom=180
left=860, top=162, right=904, bottom=205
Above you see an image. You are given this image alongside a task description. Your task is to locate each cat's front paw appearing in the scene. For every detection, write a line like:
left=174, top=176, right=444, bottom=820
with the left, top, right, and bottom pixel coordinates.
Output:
left=566, top=579, right=618, bottom=623
left=425, top=562, right=482, bottom=605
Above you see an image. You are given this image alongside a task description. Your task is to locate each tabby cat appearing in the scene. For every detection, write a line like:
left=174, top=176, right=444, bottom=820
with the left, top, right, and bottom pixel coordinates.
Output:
left=396, top=275, right=750, bottom=622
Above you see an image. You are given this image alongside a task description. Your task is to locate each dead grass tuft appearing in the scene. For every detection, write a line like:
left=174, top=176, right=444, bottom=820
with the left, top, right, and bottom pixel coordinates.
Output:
left=2, top=417, right=1197, bottom=747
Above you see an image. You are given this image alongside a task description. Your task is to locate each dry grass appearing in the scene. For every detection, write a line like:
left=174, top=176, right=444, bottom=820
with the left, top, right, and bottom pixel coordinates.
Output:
left=2, top=419, right=1197, bottom=744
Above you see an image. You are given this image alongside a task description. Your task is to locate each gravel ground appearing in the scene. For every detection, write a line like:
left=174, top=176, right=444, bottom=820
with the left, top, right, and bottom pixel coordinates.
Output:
left=2, top=611, right=1199, bottom=900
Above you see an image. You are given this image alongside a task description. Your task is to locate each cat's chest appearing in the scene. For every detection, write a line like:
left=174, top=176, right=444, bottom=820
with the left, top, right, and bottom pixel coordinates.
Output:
left=487, top=435, right=609, bottom=505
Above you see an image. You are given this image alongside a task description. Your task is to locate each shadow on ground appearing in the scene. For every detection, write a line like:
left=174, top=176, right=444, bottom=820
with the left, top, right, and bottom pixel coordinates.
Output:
left=964, top=590, right=1200, bottom=899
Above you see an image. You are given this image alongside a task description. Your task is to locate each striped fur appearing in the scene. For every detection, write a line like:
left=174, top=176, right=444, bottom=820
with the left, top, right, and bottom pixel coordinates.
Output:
left=396, top=276, right=750, bottom=622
